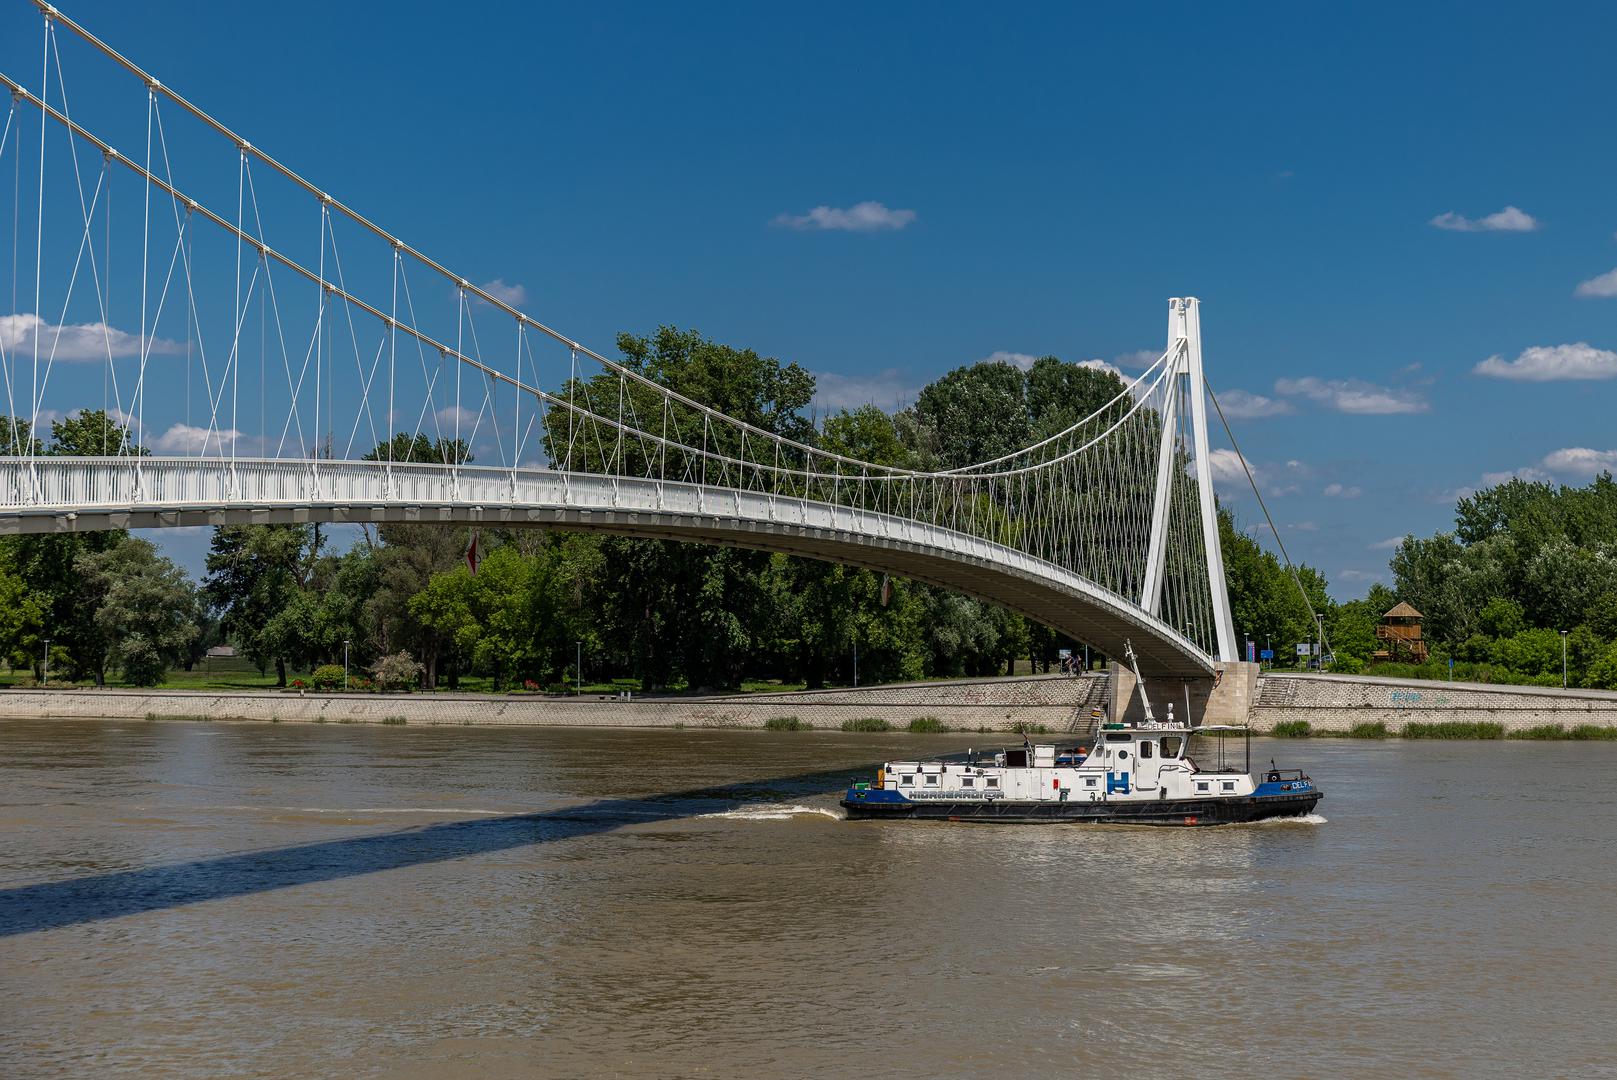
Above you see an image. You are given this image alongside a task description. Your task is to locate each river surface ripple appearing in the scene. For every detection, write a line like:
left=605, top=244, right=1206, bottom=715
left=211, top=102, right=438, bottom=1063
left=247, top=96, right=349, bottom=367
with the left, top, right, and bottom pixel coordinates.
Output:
left=2, top=719, right=1615, bottom=1078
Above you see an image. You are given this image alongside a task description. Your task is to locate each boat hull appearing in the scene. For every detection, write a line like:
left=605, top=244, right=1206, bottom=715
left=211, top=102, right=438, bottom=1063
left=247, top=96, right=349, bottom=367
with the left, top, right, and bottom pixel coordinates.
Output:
left=840, top=790, right=1322, bottom=826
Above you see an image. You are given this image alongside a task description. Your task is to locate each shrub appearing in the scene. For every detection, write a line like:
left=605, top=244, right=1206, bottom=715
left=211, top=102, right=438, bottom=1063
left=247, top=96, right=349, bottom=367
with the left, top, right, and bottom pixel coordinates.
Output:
left=907, top=716, right=947, bottom=733
left=1270, top=720, right=1312, bottom=738
left=349, top=677, right=375, bottom=693
left=310, top=664, right=346, bottom=690
left=1402, top=721, right=1505, bottom=739
left=1330, top=655, right=1366, bottom=675
left=1511, top=724, right=1567, bottom=740
left=763, top=716, right=807, bottom=731
left=1011, top=722, right=1050, bottom=735
left=1347, top=721, right=1390, bottom=739
left=841, top=717, right=892, bottom=733
left=523, top=679, right=540, bottom=692
left=290, top=678, right=307, bottom=689
left=1568, top=724, right=1617, bottom=740
left=370, top=651, right=423, bottom=693
left=380, top=716, right=407, bottom=726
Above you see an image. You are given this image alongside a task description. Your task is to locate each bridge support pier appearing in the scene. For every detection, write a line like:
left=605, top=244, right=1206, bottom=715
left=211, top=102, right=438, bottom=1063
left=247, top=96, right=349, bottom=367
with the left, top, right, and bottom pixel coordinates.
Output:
left=1107, top=660, right=1259, bottom=729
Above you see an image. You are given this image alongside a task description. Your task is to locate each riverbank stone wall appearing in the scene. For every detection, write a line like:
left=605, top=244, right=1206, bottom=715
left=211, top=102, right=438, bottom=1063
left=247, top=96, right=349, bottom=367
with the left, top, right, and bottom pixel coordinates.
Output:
left=7, top=669, right=1616, bottom=733
left=1253, top=673, right=1617, bottom=732
left=0, top=673, right=1110, bottom=732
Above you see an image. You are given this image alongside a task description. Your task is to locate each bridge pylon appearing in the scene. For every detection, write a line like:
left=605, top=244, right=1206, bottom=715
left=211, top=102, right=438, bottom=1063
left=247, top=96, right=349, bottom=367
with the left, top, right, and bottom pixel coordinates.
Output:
left=1139, top=297, right=1238, bottom=663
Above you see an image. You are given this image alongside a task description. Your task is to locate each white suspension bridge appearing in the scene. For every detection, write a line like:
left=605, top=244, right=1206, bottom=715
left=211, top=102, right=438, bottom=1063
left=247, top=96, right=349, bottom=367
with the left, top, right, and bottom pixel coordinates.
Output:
left=0, top=2, right=1248, bottom=676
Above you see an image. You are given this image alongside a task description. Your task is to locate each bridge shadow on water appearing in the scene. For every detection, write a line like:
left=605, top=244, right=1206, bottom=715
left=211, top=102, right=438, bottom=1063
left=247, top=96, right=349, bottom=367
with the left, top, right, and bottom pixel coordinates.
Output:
left=0, top=766, right=868, bottom=939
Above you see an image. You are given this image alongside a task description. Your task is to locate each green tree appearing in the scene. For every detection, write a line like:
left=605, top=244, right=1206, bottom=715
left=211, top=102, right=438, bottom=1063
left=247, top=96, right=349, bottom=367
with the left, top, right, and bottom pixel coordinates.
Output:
left=203, top=525, right=321, bottom=685
left=913, top=360, right=1030, bottom=469
left=0, top=567, right=46, bottom=671
left=49, top=409, right=147, bottom=456
left=76, top=537, right=200, bottom=686
left=0, top=415, right=40, bottom=455
left=0, top=409, right=142, bottom=681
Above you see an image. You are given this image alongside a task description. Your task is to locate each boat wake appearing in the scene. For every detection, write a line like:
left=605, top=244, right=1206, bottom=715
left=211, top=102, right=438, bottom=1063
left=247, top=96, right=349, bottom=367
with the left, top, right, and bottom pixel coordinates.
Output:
left=1249, top=812, right=1328, bottom=826
left=699, top=804, right=843, bottom=822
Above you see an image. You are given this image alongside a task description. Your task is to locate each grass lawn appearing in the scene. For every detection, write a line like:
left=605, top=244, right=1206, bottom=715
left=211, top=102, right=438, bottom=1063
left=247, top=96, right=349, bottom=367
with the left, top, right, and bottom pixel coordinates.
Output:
left=2, top=663, right=1043, bottom=695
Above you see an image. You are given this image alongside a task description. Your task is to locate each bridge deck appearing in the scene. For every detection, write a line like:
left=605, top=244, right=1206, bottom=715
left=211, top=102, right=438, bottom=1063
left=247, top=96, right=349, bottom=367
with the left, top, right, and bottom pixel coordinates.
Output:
left=1, top=458, right=1215, bottom=676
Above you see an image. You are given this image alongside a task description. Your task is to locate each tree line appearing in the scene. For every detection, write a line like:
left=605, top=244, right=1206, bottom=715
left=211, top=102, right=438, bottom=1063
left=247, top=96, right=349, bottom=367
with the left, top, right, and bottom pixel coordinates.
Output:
left=3, top=325, right=1341, bottom=691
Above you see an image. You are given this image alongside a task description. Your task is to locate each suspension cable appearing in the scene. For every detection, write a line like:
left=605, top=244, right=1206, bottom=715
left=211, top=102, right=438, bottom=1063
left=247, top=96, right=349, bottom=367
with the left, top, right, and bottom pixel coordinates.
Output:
left=1206, top=381, right=1333, bottom=659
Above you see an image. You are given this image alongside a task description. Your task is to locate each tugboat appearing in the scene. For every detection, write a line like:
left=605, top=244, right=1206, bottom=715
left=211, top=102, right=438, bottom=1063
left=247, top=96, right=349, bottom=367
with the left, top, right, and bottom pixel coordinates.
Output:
left=841, top=643, right=1322, bottom=826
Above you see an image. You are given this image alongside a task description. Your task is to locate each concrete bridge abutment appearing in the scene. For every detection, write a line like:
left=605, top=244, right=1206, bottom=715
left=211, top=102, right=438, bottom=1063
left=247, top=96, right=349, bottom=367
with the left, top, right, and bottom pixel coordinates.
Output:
left=1108, top=660, right=1260, bottom=729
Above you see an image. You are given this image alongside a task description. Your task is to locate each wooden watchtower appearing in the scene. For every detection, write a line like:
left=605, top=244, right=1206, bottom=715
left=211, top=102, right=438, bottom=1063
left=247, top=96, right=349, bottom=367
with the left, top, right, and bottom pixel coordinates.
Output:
left=1374, top=602, right=1429, bottom=663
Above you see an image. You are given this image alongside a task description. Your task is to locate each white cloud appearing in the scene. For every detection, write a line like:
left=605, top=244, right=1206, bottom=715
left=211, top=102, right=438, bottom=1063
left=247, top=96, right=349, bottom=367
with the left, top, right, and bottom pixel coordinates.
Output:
left=1217, top=388, right=1294, bottom=420
left=1205, top=448, right=1250, bottom=485
left=1338, top=569, right=1385, bottom=582
left=1540, top=447, right=1617, bottom=476
left=1429, top=205, right=1539, bottom=233
left=1473, top=342, right=1617, bottom=381
left=1113, top=349, right=1161, bottom=370
left=0, top=313, right=180, bottom=362
left=812, top=368, right=918, bottom=411
left=1481, top=467, right=1552, bottom=486
left=1469, top=447, right=1617, bottom=492
left=150, top=423, right=245, bottom=454
left=772, top=201, right=916, bottom=232
left=1323, top=482, right=1362, bottom=498
left=1274, top=376, right=1428, bottom=414
left=1574, top=268, right=1617, bottom=299
left=1075, top=358, right=1123, bottom=376
left=477, top=279, right=528, bottom=306
left=435, top=404, right=481, bottom=430
left=1370, top=536, right=1405, bottom=550
left=983, top=350, right=1040, bottom=371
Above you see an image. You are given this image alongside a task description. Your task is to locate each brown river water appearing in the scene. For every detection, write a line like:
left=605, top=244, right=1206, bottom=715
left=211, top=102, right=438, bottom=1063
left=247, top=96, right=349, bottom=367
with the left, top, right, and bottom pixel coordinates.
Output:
left=2, top=718, right=1615, bottom=1079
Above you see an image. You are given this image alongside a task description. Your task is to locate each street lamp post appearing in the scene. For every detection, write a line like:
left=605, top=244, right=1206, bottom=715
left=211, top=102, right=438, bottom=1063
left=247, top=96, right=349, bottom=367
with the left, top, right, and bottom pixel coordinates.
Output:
left=852, top=629, right=859, bottom=689
left=343, top=639, right=351, bottom=691
left=576, top=641, right=583, bottom=696
left=1561, top=629, right=1569, bottom=689
left=42, top=639, right=51, bottom=686
left=1315, top=612, right=1325, bottom=670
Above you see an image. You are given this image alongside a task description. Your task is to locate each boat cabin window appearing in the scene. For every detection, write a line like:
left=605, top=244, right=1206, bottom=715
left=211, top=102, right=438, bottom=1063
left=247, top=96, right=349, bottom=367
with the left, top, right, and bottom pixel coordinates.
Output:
left=1221, top=780, right=1235, bottom=792
left=1139, top=742, right=1153, bottom=759
left=1103, top=733, right=1131, bottom=743
left=985, top=777, right=1000, bottom=788
left=925, top=775, right=939, bottom=786
left=1004, top=749, right=1029, bottom=768
left=900, top=774, right=915, bottom=786
left=1085, top=776, right=1098, bottom=788
left=961, top=776, right=975, bottom=788
left=1196, top=781, right=1210, bottom=793
left=1160, top=736, right=1183, bottom=758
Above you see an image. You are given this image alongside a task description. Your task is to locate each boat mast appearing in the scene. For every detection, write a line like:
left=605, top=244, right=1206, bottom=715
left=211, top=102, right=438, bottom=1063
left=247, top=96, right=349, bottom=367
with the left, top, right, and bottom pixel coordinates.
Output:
left=1123, top=640, right=1155, bottom=723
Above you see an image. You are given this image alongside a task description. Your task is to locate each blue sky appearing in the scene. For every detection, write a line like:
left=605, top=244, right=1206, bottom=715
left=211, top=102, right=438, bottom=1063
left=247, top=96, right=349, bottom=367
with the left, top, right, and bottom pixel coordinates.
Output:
left=3, top=0, right=1616, bottom=597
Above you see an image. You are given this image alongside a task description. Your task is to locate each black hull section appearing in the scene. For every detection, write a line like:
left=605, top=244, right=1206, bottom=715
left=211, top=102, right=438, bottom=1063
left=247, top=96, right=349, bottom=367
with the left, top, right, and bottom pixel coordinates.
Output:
left=840, top=792, right=1322, bottom=826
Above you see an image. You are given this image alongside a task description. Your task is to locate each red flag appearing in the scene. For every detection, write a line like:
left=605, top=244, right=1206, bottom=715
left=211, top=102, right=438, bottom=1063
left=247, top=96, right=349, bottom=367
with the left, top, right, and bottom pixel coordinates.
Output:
left=465, top=530, right=480, bottom=575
